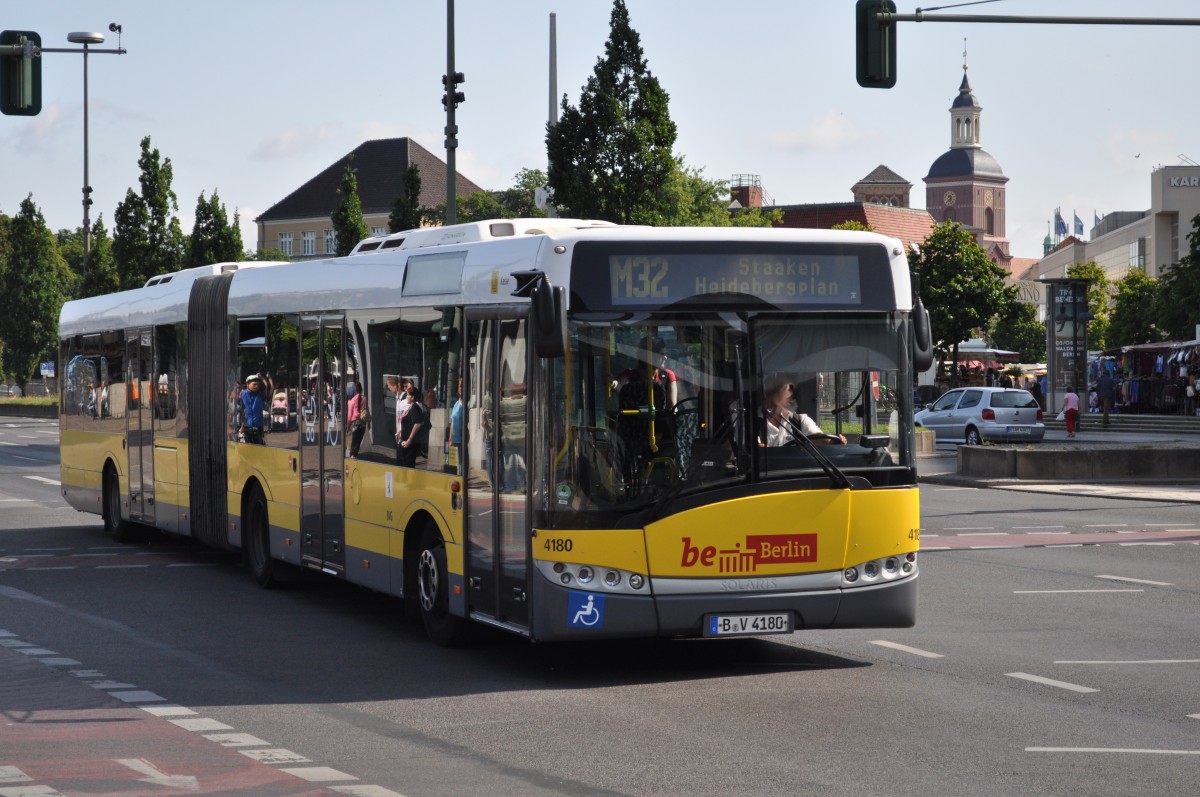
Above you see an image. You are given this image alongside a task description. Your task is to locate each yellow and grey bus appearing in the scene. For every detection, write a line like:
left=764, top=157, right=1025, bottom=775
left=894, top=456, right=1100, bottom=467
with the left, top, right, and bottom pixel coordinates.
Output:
left=59, top=220, right=933, bottom=644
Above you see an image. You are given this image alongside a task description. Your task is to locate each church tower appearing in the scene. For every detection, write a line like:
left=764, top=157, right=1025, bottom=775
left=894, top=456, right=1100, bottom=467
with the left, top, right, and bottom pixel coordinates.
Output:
left=924, top=58, right=1011, bottom=267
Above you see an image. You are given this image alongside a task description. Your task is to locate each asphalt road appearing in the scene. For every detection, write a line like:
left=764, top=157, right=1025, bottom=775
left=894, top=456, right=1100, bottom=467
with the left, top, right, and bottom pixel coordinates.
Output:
left=2, top=418, right=1199, bottom=797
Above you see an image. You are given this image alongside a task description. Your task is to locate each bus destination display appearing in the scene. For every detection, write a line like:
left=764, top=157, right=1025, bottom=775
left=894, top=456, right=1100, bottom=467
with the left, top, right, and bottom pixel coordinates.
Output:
left=608, top=253, right=861, bottom=306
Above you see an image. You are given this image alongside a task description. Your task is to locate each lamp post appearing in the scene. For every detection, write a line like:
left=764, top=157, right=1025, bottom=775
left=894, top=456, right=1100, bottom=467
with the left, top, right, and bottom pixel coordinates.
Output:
left=66, top=31, right=104, bottom=259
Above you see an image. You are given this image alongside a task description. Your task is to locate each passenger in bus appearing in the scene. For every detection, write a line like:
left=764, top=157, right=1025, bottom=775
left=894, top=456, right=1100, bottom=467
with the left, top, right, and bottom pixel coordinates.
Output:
left=347, top=381, right=367, bottom=457
left=241, top=374, right=266, bottom=444
left=395, top=381, right=426, bottom=467
left=760, top=380, right=845, bottom=446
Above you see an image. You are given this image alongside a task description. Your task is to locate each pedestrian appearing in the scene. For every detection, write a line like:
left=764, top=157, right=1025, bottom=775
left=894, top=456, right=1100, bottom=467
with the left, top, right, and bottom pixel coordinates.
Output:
left=1029, top=379, right=1045, bottom=411
left=1096, top=370, right=1116, bottom=428
left=395, top=382, right=426, bottom=468
left=1062, top=387, right=1080, bottom=438
left=347, top=380, right=368, bottom=457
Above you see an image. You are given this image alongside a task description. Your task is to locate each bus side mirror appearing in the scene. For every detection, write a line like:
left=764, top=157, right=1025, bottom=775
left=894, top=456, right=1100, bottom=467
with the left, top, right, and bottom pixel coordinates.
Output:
left=912, top=299, right=934, bottom=373
left=512, top=270, right=566, bottom=358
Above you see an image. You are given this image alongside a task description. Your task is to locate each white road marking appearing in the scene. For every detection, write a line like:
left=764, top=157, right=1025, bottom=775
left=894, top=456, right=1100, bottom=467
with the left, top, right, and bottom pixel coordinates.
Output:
left=331, top=787, right=407, bottom=797
left=869, top=640, right=944, bottom=658
left=116, top=758, right=198, bottom=791
left=108, top=690, right=166, bottom=703
left=1095, top=574, right=1173, bottom=586
left=1013, top=589, right=1142, bottom=594
left=1085, top=524, right=1128, bottom=528
left=240, top=749, right=312, bottom=765
left=1013, top=525, right=1065, bottom=530
left=204, top=732, right=271, bottom=747
left=1027, top=747, right=1200, bottom=755
left=23, top=476, right=59, bottom=485
left=140, top=705, right=198, bottom=717
left=280, top=767, right=358, bottom=782
left=1005, top=672, right=1098, bottom=693
left=170, top=717, right=235, bottom=732
left=1054, top=659, right=1200, bottom=665
left=946, top=528, right=996, bottom=532
left=0, top=766, right=33, bottom=784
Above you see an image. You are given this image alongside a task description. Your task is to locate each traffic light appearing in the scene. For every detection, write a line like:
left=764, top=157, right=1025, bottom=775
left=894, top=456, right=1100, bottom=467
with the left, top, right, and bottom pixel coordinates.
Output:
left=441, top=71, right=465, bottom=110
left=1, top=30, right=42, bottom=116
left=855, top=1, right=897, bottom=89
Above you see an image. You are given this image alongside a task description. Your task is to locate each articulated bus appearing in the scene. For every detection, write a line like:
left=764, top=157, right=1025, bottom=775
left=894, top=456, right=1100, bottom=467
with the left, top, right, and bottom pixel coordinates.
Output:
left=59, top=220, right=933, bottom=645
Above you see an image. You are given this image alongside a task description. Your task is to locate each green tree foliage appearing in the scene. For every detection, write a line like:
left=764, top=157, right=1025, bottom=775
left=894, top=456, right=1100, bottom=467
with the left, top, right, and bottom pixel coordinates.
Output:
left=244, top=247, right=290, bottom=262
left=1108, top=268, right=1162, bottom=347
left=188, top=190, right=244, bottom=266
left=497, top=168, right=548, bottom=219
left=80, top=215, right=119, bottom=298
left=546, top=0, right=677, bottom=224
left=908, top=222, right=1016, bottom=382
left=0, top=196, right=64, bottom=388
left=331, top=158, right=369, bottom=256
left=730, top=206, right=784, bottom=228
left=1065, top=260, right=1111, bottom=350
left=831, top=220, right=873, bottom=232
left=113, top=136, right=186, bottom=289
left=55, top=227, right=86, bottom=297
left=388, top=164, right=424, bottom=233
left=1156, top=214, right=1200, bottom=340
left=989, top=300, right=1046, bottom=362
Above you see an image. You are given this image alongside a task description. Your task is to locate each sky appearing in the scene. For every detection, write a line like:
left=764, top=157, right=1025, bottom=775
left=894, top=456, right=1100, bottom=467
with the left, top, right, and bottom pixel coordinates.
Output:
left=2, top=1, right=1197, bottom=260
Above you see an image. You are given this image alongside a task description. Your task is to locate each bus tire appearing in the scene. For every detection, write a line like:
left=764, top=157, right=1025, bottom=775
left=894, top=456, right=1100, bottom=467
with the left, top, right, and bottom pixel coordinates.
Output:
left=102, top=464, right=133, bottom=543
left=416, top=524, right=466, bottom=647
left=244, top=485, right=278, bottom=588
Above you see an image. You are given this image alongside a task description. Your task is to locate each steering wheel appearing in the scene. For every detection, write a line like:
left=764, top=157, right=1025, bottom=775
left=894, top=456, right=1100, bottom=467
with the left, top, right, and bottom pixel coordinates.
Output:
left=808, top=433, right=845, bottom=444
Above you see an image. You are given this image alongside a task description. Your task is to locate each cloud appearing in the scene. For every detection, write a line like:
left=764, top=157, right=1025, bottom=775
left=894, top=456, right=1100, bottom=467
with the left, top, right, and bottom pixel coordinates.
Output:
left=252, top=125, right=338, bottom=160
left=767, top=110, right=878, bottom=153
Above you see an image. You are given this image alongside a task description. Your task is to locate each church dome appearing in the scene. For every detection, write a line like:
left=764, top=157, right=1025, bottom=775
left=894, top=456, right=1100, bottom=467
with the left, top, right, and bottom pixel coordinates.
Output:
left=951, top=73, right=979, bottom=109
left=926, top=147, right=1005, bottom=180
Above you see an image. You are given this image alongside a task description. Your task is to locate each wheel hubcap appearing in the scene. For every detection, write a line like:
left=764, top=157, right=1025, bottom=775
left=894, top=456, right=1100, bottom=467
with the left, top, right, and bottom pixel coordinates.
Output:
left=418, top=548, right=438, bottom=612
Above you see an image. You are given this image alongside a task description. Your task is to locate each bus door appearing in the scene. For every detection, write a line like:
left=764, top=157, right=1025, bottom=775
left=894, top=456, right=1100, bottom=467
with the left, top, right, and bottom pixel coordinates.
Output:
left=464, top=315, right=530, bottom=630
left=299, top=316, right=346, bottom=575
left=126, top=328, right=154, bottom=523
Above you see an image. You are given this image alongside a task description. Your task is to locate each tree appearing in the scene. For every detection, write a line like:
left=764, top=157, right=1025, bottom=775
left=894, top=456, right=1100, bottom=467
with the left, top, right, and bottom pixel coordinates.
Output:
left=1108, top=268, right=1162, bottom=347
left=0, top=196, right=64, bottom=389
left=1156, top=214, right=1200, bottom=340
left=831, top=220, right=874, bottom=232
left=188, top=190, right=244, bottom=266
left=112, top=136, right=186, bottom=289
left=55, top=227, right=86, bottom=297
left=989, top=300, right=1046, bottom=362
left=331, top=158, right=369, bottom=256
left=908, top=222, right=1016, bottom=384
left=1066, top=260, right=1111, bottom=350
left=244, top=247, right=290, bottom=262
left=80, top=215, right=119, bottom=298
left=388, top=164, right=424, bottom=233
left=497, top=168, right=548, bottom=219
left=546, top=0, right=677, bottom=224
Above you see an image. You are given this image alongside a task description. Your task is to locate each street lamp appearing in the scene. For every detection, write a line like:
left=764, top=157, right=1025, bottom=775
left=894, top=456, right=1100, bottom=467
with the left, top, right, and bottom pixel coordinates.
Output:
left=67, top=30, right=104, bottom=259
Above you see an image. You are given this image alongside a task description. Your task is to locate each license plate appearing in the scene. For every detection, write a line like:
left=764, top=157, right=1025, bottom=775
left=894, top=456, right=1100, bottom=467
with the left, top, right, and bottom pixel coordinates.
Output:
left=704, top=612, right=792, bottom=637
left=1006, top=426, right=1031, bottom=433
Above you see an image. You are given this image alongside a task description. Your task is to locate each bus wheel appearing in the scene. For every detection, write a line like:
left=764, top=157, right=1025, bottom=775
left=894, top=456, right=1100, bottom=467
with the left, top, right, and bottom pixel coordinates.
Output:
left=102, top=464, right=133, bottom=543
left=415, top=525, right=466, bottom=646
left=245, top=485, right=278, bottom=588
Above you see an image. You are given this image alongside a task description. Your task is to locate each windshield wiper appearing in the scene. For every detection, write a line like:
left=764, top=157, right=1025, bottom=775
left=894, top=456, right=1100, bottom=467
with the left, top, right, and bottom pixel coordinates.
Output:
left=776, top=412, right=854, bottom=490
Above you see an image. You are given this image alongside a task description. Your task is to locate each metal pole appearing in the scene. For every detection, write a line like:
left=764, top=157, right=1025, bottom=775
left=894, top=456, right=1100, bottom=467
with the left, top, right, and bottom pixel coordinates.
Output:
left=445, top=0, right=457, bottom=225
left=82, top=42, right=91, bottom=259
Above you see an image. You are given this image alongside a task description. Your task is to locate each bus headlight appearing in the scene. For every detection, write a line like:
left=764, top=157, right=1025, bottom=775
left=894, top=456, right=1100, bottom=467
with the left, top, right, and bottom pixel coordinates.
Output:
left=535, top=560, right=649, bottom=595
left=842, top=553, right=917, bottom=587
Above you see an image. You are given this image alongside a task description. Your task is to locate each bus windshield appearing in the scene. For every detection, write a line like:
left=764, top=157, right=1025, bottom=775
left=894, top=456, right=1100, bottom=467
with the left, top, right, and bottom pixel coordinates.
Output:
left=540, top=310, right=916, bottom=529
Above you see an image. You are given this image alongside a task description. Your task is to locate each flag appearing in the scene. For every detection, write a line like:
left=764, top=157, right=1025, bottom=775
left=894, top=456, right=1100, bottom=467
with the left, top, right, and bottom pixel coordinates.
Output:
left=1054, top=209, right=1067, bottom=237
left=1095, top=211, right=1102, bottom=227
left=1074, top=213, right=1084, bottom=236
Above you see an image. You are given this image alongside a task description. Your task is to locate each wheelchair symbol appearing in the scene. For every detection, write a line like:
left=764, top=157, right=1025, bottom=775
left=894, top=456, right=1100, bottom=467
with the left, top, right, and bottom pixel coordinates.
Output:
left=567, top=592, right=604, bottom=629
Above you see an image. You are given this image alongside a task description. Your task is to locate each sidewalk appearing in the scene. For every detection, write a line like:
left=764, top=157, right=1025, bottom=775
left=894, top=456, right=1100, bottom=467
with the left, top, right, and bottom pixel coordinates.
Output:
left=918, top=427, right=1200, bottom=504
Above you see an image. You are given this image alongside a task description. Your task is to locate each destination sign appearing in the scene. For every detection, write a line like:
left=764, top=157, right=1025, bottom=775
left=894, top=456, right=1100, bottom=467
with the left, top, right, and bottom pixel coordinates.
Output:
left=607, top=253, right=862, bottom=306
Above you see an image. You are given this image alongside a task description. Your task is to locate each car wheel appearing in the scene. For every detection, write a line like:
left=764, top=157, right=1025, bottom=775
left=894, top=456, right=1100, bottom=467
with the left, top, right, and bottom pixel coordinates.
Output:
left=965, top=427, right=982, bottom=446
left=102, top=464, right=135, bottom=543
left=415, top=524, right=467, bottom=647
left=245, top=484, right=278, bottom=588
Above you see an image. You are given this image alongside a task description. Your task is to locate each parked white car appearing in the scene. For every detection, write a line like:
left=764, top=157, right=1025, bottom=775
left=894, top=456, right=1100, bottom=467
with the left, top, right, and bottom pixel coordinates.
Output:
left=914, top=387, right=1045, bottom=445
